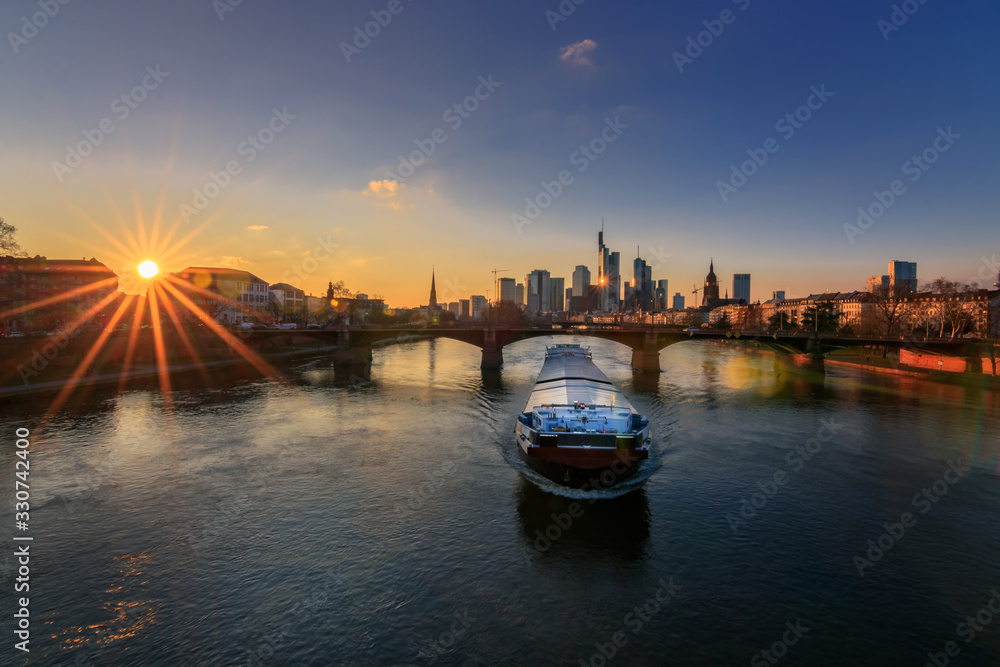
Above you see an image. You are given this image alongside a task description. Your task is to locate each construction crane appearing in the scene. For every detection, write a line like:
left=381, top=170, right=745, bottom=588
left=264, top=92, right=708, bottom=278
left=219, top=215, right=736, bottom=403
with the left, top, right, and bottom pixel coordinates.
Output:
left=692, top=283, right=703, bottom=302
left=491, top=268, right=510, bottom=305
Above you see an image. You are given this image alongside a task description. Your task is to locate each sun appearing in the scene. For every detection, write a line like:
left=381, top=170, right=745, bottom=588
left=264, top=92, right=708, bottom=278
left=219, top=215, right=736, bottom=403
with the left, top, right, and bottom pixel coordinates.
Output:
left=137, top=260, right=159, bottom=279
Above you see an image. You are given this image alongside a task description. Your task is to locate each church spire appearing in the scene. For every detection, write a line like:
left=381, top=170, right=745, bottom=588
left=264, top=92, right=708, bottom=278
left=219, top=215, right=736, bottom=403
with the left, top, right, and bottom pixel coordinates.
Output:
left=429, top=267, right=437, bottom=310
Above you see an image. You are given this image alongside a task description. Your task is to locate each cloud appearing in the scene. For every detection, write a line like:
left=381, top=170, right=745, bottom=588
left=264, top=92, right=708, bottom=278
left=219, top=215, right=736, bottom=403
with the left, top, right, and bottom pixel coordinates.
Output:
left=364, top=179, right=402, bottom=196
left=217, top=256, right=247, bottom=269
left=559, top=39, right=597, bottom=67
left=359, top=179, right=412, bottom=211
left=247, top=225, right=269, bottom=231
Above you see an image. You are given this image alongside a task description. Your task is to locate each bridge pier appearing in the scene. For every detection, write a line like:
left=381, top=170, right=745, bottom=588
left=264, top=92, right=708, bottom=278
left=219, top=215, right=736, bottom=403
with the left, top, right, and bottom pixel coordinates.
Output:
left=332, top=345, right=373, bottom=381
left=481, top=330, right=503, bottom=370
left=630, top=333, right=661, bottom=373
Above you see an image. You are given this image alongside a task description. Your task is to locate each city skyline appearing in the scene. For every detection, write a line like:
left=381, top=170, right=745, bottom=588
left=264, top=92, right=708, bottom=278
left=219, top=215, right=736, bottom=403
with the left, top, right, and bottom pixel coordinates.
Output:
left=3, top=1, right=997, bottom=306
left=6, top=239, right=997, bottom=312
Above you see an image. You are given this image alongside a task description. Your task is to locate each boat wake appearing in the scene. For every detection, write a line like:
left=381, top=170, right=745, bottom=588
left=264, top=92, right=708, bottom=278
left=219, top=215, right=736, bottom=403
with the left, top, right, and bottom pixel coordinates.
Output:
left=494, top=435, right=662, bottom=500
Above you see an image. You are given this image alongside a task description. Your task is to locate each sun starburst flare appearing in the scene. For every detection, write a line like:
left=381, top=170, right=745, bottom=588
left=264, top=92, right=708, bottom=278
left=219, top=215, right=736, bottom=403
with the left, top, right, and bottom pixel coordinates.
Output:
left=20, top=181, right=289, bottom=423
left=138, top=261, right=159, bottom=279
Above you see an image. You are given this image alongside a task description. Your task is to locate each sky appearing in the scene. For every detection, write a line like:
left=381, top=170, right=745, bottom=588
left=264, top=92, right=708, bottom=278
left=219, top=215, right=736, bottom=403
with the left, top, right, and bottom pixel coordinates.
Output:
left=1, top=0, right=998, bottom=305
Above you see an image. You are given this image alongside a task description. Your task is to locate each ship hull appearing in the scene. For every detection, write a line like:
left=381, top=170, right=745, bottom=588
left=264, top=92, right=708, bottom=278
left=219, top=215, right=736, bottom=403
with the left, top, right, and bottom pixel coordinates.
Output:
left=517, top=441, right=646, bottom=489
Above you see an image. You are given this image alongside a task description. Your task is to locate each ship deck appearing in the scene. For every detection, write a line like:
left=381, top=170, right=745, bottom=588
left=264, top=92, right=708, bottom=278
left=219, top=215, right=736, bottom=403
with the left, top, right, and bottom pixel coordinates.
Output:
left=524, top=348, right=639, bottom=434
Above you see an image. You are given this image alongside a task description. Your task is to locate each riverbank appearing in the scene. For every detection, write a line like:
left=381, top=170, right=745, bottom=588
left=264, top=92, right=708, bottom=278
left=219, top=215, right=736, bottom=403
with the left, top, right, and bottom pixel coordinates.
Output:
left=0, top=333, right=430, bottom=402
left=705, top=339, right=999, bottom=386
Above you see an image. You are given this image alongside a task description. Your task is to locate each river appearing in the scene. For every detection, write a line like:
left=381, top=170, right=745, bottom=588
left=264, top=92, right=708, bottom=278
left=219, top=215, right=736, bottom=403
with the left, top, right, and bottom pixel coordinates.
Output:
left=1, top=337, right=999, bottom=666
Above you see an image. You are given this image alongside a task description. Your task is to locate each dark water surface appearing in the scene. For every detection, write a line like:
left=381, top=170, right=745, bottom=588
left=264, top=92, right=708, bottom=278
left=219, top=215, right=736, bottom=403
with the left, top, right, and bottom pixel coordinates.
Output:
left=2, top=337, right=999, bottom=666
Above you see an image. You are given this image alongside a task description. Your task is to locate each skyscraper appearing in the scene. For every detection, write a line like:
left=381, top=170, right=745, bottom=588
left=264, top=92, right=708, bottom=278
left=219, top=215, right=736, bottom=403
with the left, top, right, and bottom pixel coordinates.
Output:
left=702, top=259, right=719, bottom=307
left=515, top=283, right=524, bottom=306
left=632, top=254, right=652, bottom=311
left=525, top=270, right=551, bottom=312
left=470, top=295, right=488, bottom=319
left=497, top=277, right=516, bottom=303
left=608, top=251, right=621, bottom=310
left=572, top=265, right=591, bottom=297
left=733, top=274, right=751, bottom=303
left=888, top=260, right=917, bottom=293
left=550, top=277, right=565, bottom=312
left=866, top=275, right=889, bottom=293
left=596, top=225, right=621, bottom=312
left=654, top=280, right=669, bottom=311
left=672, top=293, right=685, bottom=310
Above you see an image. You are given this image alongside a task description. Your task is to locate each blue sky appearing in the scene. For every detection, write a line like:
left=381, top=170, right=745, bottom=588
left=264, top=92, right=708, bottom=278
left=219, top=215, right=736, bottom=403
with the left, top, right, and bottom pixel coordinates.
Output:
left=2, top=0, right=998, bottom=303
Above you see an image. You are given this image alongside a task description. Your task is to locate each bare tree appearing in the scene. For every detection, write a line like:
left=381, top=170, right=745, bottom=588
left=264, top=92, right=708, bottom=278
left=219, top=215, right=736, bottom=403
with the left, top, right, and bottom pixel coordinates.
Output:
left=682, top=309, right=704, bottom=328
left=740, top=303, right=766, bottom=333
left=868, top=282, right=909, bottom=337
left=328, top=280, right=353, bottom=298
left=983, top=294, right=999, bottom=376
left=925, top=278, right=976, bottom=338
left=0, top=218, right=25, bottom=256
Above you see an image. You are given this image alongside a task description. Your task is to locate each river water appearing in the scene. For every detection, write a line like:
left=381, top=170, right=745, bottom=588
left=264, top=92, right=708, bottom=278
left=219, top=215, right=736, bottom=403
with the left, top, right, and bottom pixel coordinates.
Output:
left=1, top=337, right=999, bottom=666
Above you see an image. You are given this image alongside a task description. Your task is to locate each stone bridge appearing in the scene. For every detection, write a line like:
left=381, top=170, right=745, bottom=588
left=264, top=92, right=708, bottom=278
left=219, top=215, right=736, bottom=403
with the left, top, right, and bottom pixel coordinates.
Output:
left=244, top=327, right=979, bottom=373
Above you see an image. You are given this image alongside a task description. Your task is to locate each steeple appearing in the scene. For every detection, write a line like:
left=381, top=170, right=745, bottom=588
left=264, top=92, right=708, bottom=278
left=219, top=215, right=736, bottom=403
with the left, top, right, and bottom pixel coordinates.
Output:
left=703, top=258, right=720, bottom=307
left=429, top=267, right=437, bottom=310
